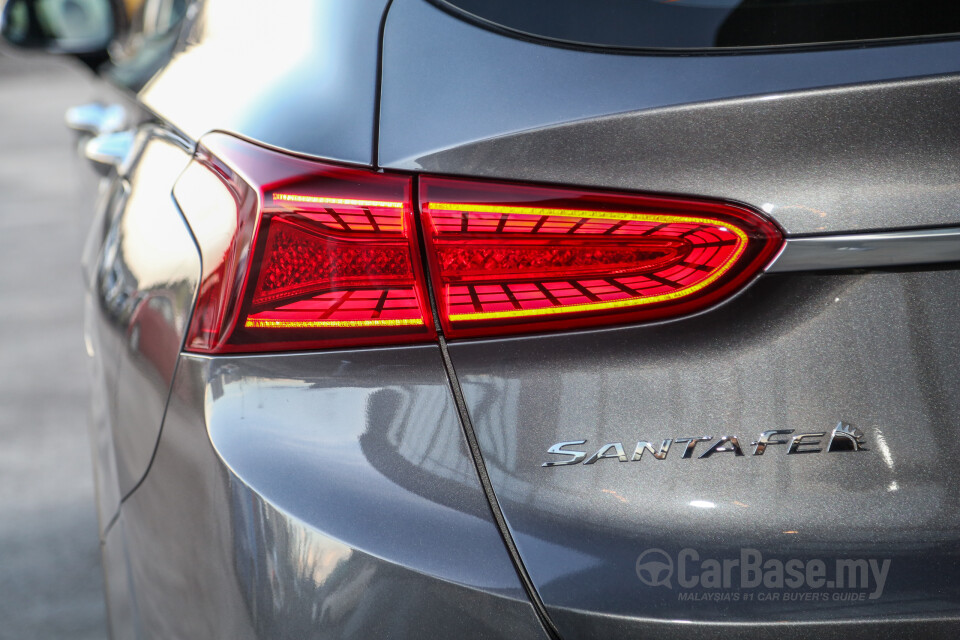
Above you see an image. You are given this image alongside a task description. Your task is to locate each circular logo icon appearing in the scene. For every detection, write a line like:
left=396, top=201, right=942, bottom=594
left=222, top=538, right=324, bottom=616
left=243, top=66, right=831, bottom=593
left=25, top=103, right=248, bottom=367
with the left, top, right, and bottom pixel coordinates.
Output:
left=636, top=548, right=674, bottom=588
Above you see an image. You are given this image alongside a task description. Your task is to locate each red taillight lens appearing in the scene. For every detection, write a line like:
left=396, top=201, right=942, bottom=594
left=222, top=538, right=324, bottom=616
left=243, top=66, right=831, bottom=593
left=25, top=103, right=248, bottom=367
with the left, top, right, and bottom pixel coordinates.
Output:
left=174, top=135, right=781, bottom=353
left=175, top=134, right=434, bottom=353
left=419, top=177, right=782, bottom=339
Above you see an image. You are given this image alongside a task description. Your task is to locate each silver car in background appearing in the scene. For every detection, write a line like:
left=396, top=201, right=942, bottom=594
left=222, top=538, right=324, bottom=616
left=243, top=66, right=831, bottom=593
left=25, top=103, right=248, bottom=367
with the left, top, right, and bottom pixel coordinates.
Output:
left=3, top=0, right=960, bottom=637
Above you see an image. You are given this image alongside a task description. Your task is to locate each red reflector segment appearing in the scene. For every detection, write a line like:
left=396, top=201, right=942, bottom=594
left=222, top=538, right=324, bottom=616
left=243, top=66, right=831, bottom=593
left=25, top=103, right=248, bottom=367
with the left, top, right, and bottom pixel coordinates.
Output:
left=244, top=207, right=424, bottom=328
left=175, top=134, right=434, bottom=353
left=420, top=178, right=782, bottom=338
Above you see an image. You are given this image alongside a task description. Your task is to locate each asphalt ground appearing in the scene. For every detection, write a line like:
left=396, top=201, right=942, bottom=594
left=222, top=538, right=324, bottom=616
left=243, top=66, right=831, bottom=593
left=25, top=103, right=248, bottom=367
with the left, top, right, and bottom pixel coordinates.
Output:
left=0, top=53, right=109, bottom=638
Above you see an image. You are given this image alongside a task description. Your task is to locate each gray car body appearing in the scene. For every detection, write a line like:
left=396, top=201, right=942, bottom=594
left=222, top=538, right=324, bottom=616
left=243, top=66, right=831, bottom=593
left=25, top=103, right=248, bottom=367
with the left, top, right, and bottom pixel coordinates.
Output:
left=62, top=0, right=960, bottom=637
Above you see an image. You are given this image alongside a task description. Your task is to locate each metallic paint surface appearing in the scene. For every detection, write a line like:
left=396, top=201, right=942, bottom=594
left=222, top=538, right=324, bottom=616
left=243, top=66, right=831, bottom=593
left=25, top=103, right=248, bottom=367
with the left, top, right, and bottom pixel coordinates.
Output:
left=139, top=0, right=391, bottom=166
left=445, top=269, right=960, bottom=633
left=119, top=350, right=548, bottom=639
left=546, top=609, right=960, bottom=640
left=89, top=130, right=198, bottom=500
left=84, top=177, right=127, bottom=535
left=100, top=516, right=137, bottom=640
left=381, top=0, right=960, bottom=235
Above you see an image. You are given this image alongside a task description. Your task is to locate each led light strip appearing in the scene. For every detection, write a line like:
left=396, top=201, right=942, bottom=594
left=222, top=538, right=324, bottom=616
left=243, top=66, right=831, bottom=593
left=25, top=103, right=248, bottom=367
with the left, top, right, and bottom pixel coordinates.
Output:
left=431, top=203, right=749, bottom=322
left=447, top=262, right=741, bottom=322
left=245, top=318, right=424, bottom=329
left=273, top=193, right=404, bottom=208
left=428, top=202, right=738, bottom=227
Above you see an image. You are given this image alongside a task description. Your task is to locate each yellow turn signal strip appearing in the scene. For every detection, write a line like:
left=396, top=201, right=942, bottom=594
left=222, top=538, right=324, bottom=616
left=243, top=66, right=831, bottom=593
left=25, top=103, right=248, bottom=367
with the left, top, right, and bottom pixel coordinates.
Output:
left=246, top=318, right=424, bottom=329
left=428, top=202, right=738, bottom=227
left=273, top=193, right=403, bottom=209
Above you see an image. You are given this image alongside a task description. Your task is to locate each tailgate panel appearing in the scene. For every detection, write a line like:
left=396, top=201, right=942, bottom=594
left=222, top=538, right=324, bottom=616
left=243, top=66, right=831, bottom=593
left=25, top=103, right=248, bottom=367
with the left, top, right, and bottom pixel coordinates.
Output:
left=447, top=269, right=960, bottom=631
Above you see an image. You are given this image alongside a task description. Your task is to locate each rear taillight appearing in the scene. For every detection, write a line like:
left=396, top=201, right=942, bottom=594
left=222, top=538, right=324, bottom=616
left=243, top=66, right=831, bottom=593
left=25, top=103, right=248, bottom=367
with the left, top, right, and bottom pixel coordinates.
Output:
left=419, top=177, right=782, bottom=338
left=174, top=135, right=782, bottom=353
left=175, top=134, right=434, bottom=353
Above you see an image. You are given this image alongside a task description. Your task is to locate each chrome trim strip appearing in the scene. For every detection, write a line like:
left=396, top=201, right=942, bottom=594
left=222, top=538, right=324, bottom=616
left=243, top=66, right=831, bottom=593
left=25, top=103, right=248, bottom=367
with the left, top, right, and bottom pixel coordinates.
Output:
left=766, top=227, right=960, bottom=272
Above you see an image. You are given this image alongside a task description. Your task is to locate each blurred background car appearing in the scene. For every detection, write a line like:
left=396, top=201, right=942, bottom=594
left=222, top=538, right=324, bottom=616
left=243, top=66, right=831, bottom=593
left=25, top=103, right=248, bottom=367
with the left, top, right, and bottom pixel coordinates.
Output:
left=3, top=0, right=960, bottom=639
